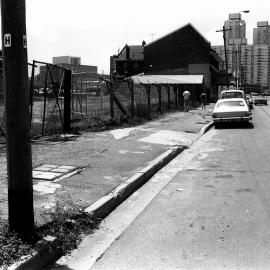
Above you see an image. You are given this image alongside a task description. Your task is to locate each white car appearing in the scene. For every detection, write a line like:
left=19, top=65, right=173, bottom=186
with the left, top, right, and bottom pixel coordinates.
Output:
left=212, top=98, right=252, bottom=127
left=220, top=89, right=245, bottom=99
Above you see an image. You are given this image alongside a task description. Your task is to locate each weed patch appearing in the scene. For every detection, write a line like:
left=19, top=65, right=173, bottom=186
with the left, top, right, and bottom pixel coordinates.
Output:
left=0, top=204, right=100, bottom=269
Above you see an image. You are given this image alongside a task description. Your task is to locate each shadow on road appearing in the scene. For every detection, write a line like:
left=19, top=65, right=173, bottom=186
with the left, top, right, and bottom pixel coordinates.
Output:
left=215, top=122, right=254, bottom=129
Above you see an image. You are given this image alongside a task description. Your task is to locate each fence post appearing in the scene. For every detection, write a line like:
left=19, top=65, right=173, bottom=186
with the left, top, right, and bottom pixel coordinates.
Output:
left=166, top=86, right=171, bottom=110
left=29, top=60, right=35, bottom=127
left=41, top=65, right=48, bottom=135
left=64, top=69, right=71, bottom=132
left=147, top=85, right=151, bottom=118
left=143, top=85, right=151, bottom=119
left=109, top=83, right=114, bottom=119
left=130, top=82, right=134, bottom=118
left=173, top=86, right=178, bottom=109
left=127, top=81, right=134, bottom=118
left=157, top=85, right=161, bottom=113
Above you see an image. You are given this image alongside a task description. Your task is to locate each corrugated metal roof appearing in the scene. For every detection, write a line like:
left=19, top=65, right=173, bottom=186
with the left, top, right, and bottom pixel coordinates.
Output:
left=130, top=74, right=204, bottom=85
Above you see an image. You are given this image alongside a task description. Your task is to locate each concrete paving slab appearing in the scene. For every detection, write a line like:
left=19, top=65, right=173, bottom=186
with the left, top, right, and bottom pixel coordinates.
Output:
left=33, top=171, right=62, bottom=181
left=35, top=164, right=59, bottom=171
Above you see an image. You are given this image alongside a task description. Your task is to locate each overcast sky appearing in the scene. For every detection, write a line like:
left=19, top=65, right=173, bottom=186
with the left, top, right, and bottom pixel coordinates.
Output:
left=5, top=0, right=270, bottom=74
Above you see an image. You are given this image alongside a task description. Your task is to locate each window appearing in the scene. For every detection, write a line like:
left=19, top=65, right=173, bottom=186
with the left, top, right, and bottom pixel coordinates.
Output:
left=217, top=100, right=245, bottom=108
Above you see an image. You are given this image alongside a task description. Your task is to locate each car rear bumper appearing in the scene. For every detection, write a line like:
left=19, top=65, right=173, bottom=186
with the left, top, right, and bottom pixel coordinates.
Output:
left=213, top=116, right=252, bottom=123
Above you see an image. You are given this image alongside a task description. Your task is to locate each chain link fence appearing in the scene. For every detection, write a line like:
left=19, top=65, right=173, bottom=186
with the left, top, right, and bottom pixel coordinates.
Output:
left=0, top=61, right=202, bottom=142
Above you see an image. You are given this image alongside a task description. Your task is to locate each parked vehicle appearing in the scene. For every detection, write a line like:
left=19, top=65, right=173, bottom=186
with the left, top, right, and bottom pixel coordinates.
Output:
left=263, top=90, right=270, bottom=96
left=37, top=88, right=54, bottom=97
left=253, top=95, right=268, bottom=105
left=220, top=89, right=253, bottom=109
left=212, top=98, right=252, bottom=127
left=220, top=89, right=245, bottom=99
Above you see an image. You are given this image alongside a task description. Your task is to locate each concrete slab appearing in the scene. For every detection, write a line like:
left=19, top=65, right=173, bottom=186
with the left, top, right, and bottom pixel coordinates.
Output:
left=33, top=164, right=78, bottom=181
left=33, top=171, right=62, bottom=181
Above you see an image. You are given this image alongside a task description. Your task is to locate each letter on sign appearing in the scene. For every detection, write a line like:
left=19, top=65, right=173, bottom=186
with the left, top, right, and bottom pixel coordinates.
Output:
left=4, top=34, right=11, bottom=47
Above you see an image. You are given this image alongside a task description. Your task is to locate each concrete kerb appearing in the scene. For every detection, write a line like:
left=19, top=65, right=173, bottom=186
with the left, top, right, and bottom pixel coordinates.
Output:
left=11, top=121, right=214, bottom=270
left=10, top=238, right=61, bottom=270
left=199, top=121, right=214, bottom=137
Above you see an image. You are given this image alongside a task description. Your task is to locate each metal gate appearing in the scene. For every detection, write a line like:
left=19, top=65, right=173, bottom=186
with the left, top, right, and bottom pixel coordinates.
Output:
left=29, top=60, right=67, bottom=137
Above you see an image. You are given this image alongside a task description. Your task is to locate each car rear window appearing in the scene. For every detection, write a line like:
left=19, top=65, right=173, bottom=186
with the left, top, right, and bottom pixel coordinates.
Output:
left=217, top=100, right=245, bottom=108
left=221, top=92, right=244, bottom=99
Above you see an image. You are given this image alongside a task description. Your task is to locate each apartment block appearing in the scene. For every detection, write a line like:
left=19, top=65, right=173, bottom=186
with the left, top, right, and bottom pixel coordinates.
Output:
left=253, top=21, right=270, bottom=45
left=252, top=45, right=269, bottom=87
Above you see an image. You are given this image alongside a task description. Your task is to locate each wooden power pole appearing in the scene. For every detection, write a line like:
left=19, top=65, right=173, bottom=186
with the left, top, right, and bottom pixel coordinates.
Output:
left=1, top=0, right=34, bottom=235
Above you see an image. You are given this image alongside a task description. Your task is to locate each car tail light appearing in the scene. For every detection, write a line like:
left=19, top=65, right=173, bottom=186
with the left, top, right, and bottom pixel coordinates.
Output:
left=244, top=112, right=250, bottom=116
left=212, top=113, right=217, bottom=118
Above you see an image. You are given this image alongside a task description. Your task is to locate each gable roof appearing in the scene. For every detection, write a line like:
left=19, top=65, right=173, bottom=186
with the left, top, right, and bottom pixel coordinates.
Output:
left=146, top=23, right=210, bottom=47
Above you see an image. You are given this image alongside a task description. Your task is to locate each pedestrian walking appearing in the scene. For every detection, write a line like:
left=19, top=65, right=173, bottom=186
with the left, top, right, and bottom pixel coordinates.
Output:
left=200, top=91, right=207, bottom=110
left=183, top=90, right=190, bottom=112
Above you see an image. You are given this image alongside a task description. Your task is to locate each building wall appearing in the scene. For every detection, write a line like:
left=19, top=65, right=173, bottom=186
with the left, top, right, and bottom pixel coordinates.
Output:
left=38, top=63, right=98, bottom=89
left=240, top=45, right=253, bottom=84
left=111, top=45, right=145, bottom=79
left=253, top=21, right=270, bottom=45
left=144, top=24, right=211, bottom=74
left=188, top=63, right=211, bottom=87
left=212, top=44, right=253, bottom=86
left=252, top=45, right=269, bottom=87
left=59, top=63, right=97, bottom=74
left=53, top=56, right=81, bottom=65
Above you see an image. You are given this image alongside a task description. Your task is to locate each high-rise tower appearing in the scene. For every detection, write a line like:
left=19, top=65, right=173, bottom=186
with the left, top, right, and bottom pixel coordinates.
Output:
left=213, top=15, right=270, bottom=90
left=225, top=13, right=247, bottom=45
left=253, top=21, right=270, bottom=45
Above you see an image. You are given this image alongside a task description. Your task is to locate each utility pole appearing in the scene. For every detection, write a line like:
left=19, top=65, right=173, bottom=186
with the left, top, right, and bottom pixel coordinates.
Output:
left=1, top=0, right=34, bottom=235
left=216, top=26, right=231, bottom=88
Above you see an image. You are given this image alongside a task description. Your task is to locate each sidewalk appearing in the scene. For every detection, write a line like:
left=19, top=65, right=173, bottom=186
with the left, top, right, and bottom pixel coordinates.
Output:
left=0, top=105, right=214, bottom=226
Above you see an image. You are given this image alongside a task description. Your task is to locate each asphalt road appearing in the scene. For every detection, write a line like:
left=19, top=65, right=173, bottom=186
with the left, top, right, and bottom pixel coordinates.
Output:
left=54, top=104, right=270, bottom=270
